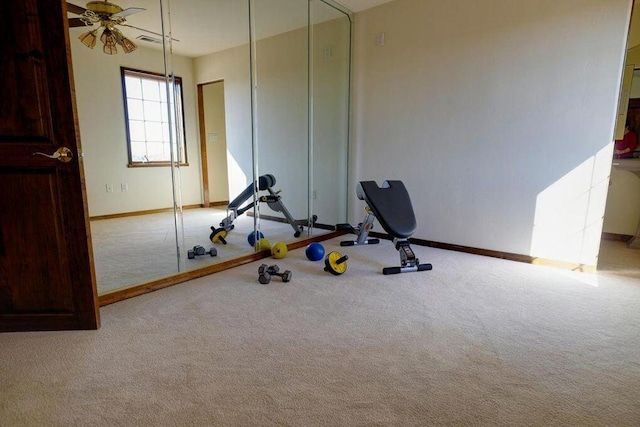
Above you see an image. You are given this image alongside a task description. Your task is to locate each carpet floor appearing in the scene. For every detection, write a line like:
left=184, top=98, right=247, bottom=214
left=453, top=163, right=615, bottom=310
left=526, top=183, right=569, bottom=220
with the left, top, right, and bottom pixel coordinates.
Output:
left=597, top=239, right=640, bottom=280
left=1, top=237, right=640, bottom=426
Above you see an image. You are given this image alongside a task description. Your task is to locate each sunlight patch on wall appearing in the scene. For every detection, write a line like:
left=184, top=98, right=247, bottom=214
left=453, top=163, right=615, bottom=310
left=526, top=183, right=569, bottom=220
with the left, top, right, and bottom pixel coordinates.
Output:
left=531, top=144, right=614, bottom=266
left=227, top=151, right=248, bottom=198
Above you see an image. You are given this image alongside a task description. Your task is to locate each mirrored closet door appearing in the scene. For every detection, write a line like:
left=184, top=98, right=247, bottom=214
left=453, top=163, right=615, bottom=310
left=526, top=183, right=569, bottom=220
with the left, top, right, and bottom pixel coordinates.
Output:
left=68, top=0, right=182, bottom=294
left=249, top=0, right=352, bottom=241
left=250, top=0, right=311, bottom=245
left=310, top=0, right=351, bottom=227
left=178, top=0, right=258, bottom=275
left=67, top=0, right=352, bottom=297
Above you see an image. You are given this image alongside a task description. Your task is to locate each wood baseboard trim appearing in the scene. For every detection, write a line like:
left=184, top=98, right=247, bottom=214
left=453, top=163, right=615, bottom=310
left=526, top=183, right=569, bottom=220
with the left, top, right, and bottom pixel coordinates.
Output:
left=98, top=230, right=346, bottom=307
left=601, top=232, right=633, bottom=242
left=90, top=204, right=202, bottom=221
left=247, top=211, right=336, bottom=231
left=368, top=231, right=596, bottom=273
left=530, top=258, right=596, bottom=273
left=208, top=200, right=229, bottom=207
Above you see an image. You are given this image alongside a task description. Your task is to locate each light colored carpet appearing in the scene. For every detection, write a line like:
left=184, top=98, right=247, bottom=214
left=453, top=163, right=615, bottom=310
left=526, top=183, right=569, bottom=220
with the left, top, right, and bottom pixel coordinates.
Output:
left=1, top=237, right=640, bottom=426
left=91, top=208, right=327, bottom=294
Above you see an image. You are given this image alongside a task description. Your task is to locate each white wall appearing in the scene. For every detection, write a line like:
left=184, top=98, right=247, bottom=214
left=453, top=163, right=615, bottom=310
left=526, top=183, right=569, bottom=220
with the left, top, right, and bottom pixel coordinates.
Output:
left=71, top=42, right=201, bottom=216
left=352, top=0, right=632, bottom=266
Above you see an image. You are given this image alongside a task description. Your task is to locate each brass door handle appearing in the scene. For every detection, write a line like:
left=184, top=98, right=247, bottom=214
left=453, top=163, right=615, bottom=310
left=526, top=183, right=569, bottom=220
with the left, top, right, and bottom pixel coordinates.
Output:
left=33, top=147, right=73, bottom=163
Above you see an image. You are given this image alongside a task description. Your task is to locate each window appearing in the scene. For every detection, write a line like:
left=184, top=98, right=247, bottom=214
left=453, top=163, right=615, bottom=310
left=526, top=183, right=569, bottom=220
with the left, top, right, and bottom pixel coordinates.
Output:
left=121, top=67, right=187, bottom=166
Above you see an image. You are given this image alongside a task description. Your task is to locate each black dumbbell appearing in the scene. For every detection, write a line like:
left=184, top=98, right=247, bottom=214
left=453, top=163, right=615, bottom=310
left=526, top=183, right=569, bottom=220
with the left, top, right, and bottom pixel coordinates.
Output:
left=187, top=245, right=217, bottom=259
left=258, top=264, right=292, bottom=284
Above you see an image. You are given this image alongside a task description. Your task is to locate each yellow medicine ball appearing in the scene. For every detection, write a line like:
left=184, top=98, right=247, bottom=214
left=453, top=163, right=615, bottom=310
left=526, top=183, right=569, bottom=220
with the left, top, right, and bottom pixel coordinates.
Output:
left=271, top=241, right=288, bottom=259
left=255, top=238, right=271, bottom=252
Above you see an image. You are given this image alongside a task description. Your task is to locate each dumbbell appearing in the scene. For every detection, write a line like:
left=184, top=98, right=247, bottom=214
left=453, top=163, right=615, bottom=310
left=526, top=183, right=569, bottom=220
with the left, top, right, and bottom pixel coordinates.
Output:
left=187, top=245, right=217, bottom=259
left=258, top=264, right=292, bottom=284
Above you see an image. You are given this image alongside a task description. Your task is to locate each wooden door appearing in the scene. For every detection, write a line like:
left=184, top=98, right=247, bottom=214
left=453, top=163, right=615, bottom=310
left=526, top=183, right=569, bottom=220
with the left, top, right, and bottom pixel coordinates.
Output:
left=0, top=0, right=100, bottom=331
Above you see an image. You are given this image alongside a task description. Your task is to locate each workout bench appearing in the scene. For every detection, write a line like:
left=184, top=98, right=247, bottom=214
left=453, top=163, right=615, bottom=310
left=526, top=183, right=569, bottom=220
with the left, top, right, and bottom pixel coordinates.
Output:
left=340, top=180, right=432, bottom=275
left=210, top=174, right=315, bottom=244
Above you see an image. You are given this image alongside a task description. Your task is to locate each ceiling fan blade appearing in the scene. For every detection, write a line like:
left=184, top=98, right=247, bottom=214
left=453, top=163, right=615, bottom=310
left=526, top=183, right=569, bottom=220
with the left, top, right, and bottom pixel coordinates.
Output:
left=68, top=17, right=90, bottom=27
left=66, top=2, right=88, bottom=15
left=122, top=24, right=180, bottom=42
left=112, top=7, right=146, bottom=18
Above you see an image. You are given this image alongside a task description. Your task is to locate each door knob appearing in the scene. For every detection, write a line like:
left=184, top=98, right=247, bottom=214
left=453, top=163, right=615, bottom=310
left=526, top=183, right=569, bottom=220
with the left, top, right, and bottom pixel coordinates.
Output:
left=33, top=147, right=73, bottom=163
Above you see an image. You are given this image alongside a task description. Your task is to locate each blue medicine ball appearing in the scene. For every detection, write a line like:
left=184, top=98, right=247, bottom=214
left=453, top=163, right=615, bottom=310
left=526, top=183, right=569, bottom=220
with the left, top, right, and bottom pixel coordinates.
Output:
left=247, top=231, right=265, bottom=247
left=305, top=242, right=325, bottom=261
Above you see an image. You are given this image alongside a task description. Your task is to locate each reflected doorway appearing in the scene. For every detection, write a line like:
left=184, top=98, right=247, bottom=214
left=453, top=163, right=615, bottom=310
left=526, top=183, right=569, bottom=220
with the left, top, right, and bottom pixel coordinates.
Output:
left=599, top=1, right=640, bottom=278
left=198, top=80, right=230, bottom=207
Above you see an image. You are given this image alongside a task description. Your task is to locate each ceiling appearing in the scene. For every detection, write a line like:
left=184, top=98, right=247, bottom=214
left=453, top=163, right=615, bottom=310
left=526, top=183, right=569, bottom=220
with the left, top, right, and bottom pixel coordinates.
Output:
left=67, top=0, right=394, bottom=58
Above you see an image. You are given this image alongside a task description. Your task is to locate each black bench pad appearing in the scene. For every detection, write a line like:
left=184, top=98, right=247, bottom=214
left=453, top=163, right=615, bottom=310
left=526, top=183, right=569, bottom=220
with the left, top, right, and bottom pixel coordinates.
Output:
left=359, top=180, right=416, bottom=239
left=229, top=174, right=275, bottom=209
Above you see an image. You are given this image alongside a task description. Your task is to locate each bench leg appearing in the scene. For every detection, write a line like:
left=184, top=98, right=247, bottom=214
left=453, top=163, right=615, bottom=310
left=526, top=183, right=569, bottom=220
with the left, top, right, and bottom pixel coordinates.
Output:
left=340, top=208, right=380, bottom=246
left=382, top=239, right=432, bottom=275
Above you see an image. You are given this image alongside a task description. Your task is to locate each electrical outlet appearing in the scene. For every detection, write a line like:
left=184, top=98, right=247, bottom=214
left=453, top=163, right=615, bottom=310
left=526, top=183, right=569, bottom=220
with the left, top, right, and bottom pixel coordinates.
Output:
left=121, top=183, right=128, bottom=193
left=106, top=184, right=114, bottom=193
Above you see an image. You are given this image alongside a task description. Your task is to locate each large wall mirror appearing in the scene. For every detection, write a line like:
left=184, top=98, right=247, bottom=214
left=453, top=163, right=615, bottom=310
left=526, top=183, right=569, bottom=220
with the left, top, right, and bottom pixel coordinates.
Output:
left=66, top=0, right=351, bottom=297
left=251, top=0, right=311, bottom=243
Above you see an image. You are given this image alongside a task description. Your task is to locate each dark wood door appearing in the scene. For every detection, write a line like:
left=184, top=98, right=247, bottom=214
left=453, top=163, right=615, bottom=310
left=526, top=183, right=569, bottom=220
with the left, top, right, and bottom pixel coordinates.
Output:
left=0, top=0, right=100, bottom=331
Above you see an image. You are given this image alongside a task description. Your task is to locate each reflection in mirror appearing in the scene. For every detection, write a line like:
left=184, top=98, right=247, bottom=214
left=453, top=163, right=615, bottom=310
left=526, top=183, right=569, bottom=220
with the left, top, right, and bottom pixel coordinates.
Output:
left=311, top=0, right=351, bottom=227
left=68, top=0, right=353, bottom=293
left=68, top=0, right=184, bottom=294
left=181, top=1, right=262, bottom=274
left=622, top=70, right=640, bottom=159
left=251, top=0, right=312, bottom=245
left=249, top=0, right=352, bottom=243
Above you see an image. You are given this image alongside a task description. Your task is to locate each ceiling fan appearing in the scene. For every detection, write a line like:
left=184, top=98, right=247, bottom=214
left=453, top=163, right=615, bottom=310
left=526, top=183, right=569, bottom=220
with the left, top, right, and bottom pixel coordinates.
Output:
left=67, top=1, right=164, bottom=55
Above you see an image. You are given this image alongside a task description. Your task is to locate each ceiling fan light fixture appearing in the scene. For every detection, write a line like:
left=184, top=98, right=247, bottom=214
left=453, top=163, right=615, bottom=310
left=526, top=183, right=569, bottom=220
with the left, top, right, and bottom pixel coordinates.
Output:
left=69, top=1, right=149, bottom=55
left=78, top=29, right=98, bottom=49
left=86, top=1, right=122, bottom=15
left=101, top=28, right=118, bottom=55
left=110, top=26, right=137, bottom=54
left=103, top=42, right=118, bottom=55
left=120, top=37, right=137, bottom=53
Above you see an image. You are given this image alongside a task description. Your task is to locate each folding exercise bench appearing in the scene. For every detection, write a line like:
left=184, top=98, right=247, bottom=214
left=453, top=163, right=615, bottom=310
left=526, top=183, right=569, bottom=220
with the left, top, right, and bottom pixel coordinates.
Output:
left=210, top=174, right=315, bottom=244
left=340, top=180, right=432, bottom=275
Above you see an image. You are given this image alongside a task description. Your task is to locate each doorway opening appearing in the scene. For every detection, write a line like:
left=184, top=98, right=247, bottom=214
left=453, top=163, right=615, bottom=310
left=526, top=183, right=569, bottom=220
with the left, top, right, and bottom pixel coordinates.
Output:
left=198, top=80, right=230, bottom=207
left=598, top=0, right=640, bottom=279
